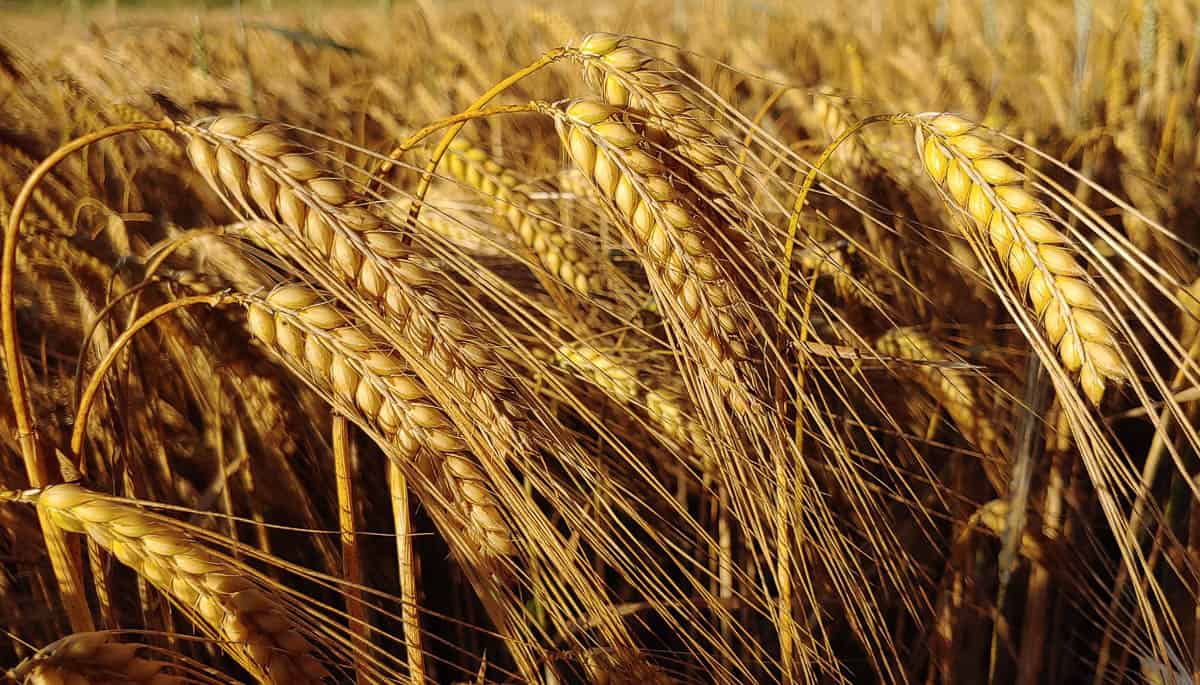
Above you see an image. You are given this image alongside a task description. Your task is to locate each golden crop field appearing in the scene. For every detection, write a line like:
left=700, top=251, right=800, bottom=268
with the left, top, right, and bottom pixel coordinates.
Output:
left=0, top=0, right=1197, bottom=682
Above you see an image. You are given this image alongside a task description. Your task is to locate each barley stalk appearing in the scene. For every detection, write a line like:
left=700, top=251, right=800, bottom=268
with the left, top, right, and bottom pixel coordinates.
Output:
left=915, top=113, right=1125, bottom=404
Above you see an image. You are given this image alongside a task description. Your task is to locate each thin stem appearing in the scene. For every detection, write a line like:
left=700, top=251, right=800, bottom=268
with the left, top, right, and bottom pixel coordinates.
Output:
left=4, top=120, right=173, bottom=486
left=334, top=416, right=371, bottom=685
left=374, top=47, right=564, bottom=180
left=736, top=85, right=787, bottom=182
left=389, top=460, right=426, bottom=682
left=397, top=104, right=543, bottom=244
left=387, top=47, right=566, bottom=235
left=387, top=104, right=541, bottom=169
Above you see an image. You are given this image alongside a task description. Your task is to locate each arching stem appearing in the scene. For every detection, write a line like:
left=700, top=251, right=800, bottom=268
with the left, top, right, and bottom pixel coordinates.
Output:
left=777, top=114, right=904, bottom=324
left=4, top=120, right=174, bottom=485
left=2, top=119, right=175, bottom=633
left=374, top=47, right=564, bottom=179
left=70, top=293, right=228, bottom=460
left=373, top=47, right=566, bottom=238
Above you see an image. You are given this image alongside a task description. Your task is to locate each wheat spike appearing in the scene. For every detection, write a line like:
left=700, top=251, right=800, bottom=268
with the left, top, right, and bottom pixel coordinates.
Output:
left=800, top=89, right=873, bottom=180
left=915, top=113, right=1125, bottom=404
left=797, top=242, right=876, bottom=304
left=386, top=199, right=505, bottom=257
left=554, top=168, right=598, bottom=202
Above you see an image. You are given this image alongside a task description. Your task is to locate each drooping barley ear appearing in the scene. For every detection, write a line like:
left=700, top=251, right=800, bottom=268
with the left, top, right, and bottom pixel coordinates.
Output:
left=181, top=115, right=529, bottom=463
left=445, top=137, right=603, bottom=294
left=572, top=33, right=744, bottom=199
left=7, top=631, right=204, bottom=684
left=242, top=284, right=517, bottom=565
left=556, top=341, right=639, bottom=402
left=914, top=113, right=1125, bottom=404
left=557, top=341, right=712, bottom=465
left=875, top=327, right=1004, bottom=491
left=11, top=484, right=328, bottom=684
left=544, top=99, right=759, bottom=412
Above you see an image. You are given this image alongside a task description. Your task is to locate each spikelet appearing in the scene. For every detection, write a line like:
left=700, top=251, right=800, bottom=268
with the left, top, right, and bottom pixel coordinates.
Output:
left=797, top=242, right=874, bottom=304
left=915, top=113, right=1125, bottom=404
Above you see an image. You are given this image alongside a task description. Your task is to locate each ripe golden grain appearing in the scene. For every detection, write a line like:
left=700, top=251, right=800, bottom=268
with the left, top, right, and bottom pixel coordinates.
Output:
left=546, top=98, right=758, bottom=412
left=915, top=113, right=1125, bottom=404
left=9, top=632, right=192, bottom=685
left=446, top=137, right=603, bottom=293
left=244, top=284, right=517, bottom=562
left=18, top=484, right=326, bottom=684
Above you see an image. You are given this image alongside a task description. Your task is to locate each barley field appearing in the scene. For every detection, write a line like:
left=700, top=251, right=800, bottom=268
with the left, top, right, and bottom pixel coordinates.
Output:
left=0, top=0, right=1197, bottom=683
